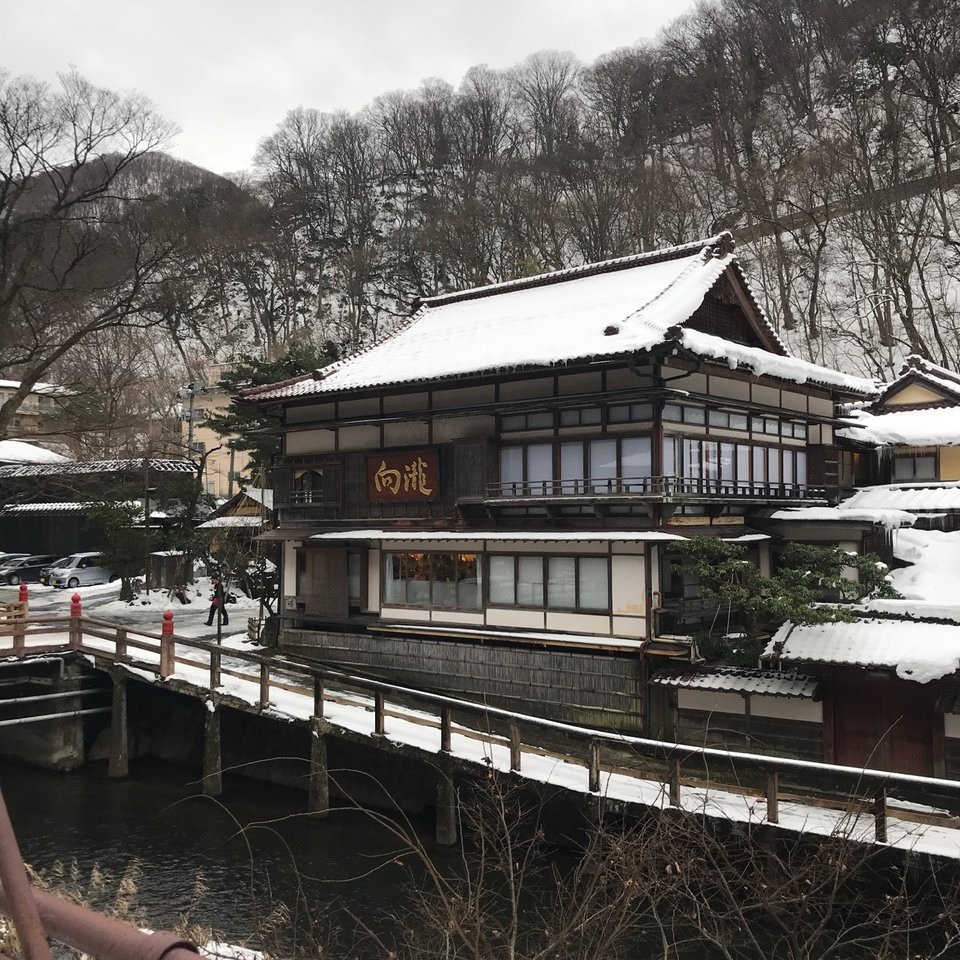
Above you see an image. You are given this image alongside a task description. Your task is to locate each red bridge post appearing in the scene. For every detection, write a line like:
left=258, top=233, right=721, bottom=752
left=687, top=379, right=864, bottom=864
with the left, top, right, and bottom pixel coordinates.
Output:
left=160, top=609, right=174, bottom=677
left=69, top=593, right=82, bottom=649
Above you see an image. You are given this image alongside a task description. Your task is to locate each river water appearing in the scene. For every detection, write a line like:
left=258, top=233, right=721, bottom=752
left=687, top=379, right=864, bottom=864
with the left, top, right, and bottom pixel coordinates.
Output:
left=2, top=758, right=433, bottom=954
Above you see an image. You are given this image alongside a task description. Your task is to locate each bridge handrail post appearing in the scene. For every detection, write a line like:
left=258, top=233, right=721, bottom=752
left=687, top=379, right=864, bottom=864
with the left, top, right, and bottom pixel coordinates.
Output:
left=440, top=707, right=452, bottom=753
left=588, top=740, right=601, bottom=793
left=115, top=626, right=127, bottom=661
left=209, top=647, right=221, bottom=690
left=668, top=759, right=681, bottom=807
left=509, top=722, right=521, bottom=773
left=874, top=785, right=887, bottom=843
left=258, top=663, right=270, bottom=709
left=374, top=691, right=385, bottom=735
left=312, top=675, right=324, bottom=719
left=69, top=593, right=82, bottom=650
left=766, top=770, right=780, bottom=824
left=159, top=610, right=174, bottom=678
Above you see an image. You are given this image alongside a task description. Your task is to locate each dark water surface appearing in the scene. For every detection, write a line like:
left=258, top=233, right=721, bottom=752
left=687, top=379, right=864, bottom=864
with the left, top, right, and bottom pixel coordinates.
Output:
left=1, top=758, right=429, bottom=951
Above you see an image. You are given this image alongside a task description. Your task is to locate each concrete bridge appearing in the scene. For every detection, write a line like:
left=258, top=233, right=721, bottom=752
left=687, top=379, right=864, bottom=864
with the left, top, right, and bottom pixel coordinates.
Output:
left=3, top=591, right=960, bottom=858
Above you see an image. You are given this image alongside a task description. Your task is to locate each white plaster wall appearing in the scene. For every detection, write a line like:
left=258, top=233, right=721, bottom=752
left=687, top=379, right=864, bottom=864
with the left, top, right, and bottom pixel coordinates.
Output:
left=433, top=384, right=496, bottom=407
left=611, top=554, right=645, bottom=616
left=486, top=607, right=546, bottom=630
left=286, top=429, right=336, bottom=454
left=282, top=541, right=298, bottom=603
left=557, top=372, right=602, bottom=395
left=545, top=612, right=610, bottom=634
left=286, top=403, right=335, bottom=424
left=611, top=615, right=644, bottom=638
left=383, top=392, right=429, bottom=412
left=383, top=421, right=429, bottom=446
left=678, top=689, right=746, bottom=714
left=431, top=610, right=485, bottom=626
left=750, top=697, right=822, bottom=722
left=781, top=390, right=807, bottom=412
left=752, top=384, right=780, bottom=407
left=338, top=397, right=380, bottom=417
left=945, top=714, right=960, bottom=738
left=380, top=606, right=431, bottom=622
left=499, top=378, right=553, bottom=400
left=338, top=425, right=381, bottom=450
left=709, top=376, right=749, bottom=401
left=433, top=415, right=495, bottom=441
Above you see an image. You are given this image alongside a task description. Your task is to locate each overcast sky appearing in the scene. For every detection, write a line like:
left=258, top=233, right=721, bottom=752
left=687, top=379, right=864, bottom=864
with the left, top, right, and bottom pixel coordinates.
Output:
left=2, top=0, right=692, bottom=175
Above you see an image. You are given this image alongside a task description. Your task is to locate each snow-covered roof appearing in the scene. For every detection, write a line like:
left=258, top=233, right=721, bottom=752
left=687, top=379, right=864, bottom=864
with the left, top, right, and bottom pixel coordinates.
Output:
left=768, top=506, right=915, bottom=528
left=0, top=379, right=67, bottom=395
left=241, top=487, right=273, bottom=510
left=244, top=235, right=877, bottom=402
left=880, top=355, right=960, bottom=405
left=650, top=667, right=818, bottom=698
left=766, top=618, right=960, bottom=683
left=837, top=406, right=960, bottom=446
left=0, top=440, right=69, bottom=465
left=0, top=501, right=92, bottom=515
left=197, top=515, right=264, bottom=529
left=310, top=529, right=686, bottom=544
left=842, top=482, right=960, bottom=513
left=0, top=458, right=195, bottom=478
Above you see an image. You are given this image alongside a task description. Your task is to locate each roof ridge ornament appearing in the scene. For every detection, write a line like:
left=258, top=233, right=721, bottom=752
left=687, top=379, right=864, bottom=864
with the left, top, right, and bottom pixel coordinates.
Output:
left=701, top=230, right=736, bottom=261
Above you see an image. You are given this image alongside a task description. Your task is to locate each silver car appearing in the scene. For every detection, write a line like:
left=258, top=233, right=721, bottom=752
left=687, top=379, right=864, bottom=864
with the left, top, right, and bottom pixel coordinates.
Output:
left=47, top=552, right=115, bottom=589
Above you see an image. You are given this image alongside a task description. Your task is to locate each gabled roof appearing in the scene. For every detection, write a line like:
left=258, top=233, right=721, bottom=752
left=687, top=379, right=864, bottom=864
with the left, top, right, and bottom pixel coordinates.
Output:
left=878, top=355, right=960, bottom=408
left=650, top=667, right=818, bottom=699
left=243, top=234, right=877, bottom=402
left=842, top=481, right=960, bottom=513
left=201, top=486, right=274, bottom=525
left=0, top=439, right=69, bottom=465
left=0, top=458, right=195, bottom=478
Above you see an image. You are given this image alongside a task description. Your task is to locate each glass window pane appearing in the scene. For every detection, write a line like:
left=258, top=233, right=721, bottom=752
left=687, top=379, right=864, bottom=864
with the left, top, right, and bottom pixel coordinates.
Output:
left=730, top=413, right=749, bottom=431
left=518, top=556, right=544, bottom=605
left=489, top=555, right=515, bottom=605
left=502, top=415, right=525, bottom=431
left=560, top=442, right=584, bottom=494
left=737, top=445, right=751, bottom=488
left=683, top=438, right=702, bottom=481
left=708, top=410, right=728, bottom=427
left=720, top=443, right=735, bottom=483
left=406, top=553, right=430, bottom=605
left=590, top=439, right=618, bottom=486
left=893, top=456, right=912, bottom=481
left=547, top=557, right=576, bottom=609
left=608, top=405, right=629, bottom=423
left=783, top=451, right=795, bottom=485
left=578, top=557, right=609, bottom=611
left=794, top=422, right=807, bottom=440
left=663, top=404, right=682, bottom=422
left=753, top=447, right=766, bottom=483
left=684, top=406, right=706, bottom=424
left=621, top=436, right=652, bottom=490
left=527, top=444, right=553, bottom=489
left=702, top=441, right=719, bottom=480
left=384, top=553, right=406, bottom=604
left=528, top=412, right=553, bottom=429
left=559, top=409, right=579, bottom=426
left=768, top=447, right=781, bottom=483
left=431, top=554, right=457, bottom=608
left=582, top=407, right=602, bottom=424
left=764, top=417, right=779, bottom=435
left=916, top=456, right=936, bottom=480
left=501, top=446, right=523, bottom=487
left=796, top=450, right=807, bottom=486
left=662, top=435, right=678, bottom=477
left=457, top=553, right=481, bottom=609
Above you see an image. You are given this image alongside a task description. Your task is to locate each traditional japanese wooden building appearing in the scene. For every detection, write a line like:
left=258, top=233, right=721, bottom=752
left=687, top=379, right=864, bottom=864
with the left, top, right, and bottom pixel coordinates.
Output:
left=242, top=233, right=884, bottom=733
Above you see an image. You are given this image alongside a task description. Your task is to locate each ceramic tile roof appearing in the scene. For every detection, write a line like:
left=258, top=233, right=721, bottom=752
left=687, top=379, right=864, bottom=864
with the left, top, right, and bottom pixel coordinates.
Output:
left=243, top=235, right=876, bottom=402
left=197, top=515, right=264, bottom=529
left=651, top=668, right=818, bottom=698
left=0, top=458, right=195, bottom=478
left=766, top=618, right=960, bottom=683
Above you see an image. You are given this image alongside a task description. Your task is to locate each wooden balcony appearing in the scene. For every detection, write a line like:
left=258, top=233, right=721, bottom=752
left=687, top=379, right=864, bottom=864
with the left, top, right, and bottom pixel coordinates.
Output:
left=459, top=475, right=831, bottom=509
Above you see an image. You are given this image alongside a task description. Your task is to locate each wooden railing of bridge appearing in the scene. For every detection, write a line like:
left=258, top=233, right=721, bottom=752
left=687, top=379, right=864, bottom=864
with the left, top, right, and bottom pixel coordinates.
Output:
left=3, top=595, right=960, bottom=846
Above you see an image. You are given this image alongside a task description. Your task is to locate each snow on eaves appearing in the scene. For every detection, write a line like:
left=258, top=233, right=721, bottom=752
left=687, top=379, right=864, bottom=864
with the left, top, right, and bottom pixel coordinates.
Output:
left=0, top=458, right=195, bottom=479
left=769, top=506, right=916, bottom=529
left=838, top=406, right=960, bottom=446
left=197, top=515, right=264, bottom=529
left=651, top=667, right=818, bottom=699
left=243, top=236, right=876, bottom=402
left=843, top=482, right=960, bottom=513
left=767, top=618, right=960, bottom=684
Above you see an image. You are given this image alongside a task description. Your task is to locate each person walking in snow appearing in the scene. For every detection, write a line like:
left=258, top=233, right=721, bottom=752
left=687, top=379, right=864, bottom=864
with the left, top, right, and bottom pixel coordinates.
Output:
left=206, top=575, right=229, bottom=627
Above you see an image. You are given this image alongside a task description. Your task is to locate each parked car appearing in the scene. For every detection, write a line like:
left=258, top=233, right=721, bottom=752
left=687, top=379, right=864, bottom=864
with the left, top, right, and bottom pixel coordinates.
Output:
left=38, top=557, right=70, bottom=585
left=0, top=553, right=29, bottom=569
left=46, top=553, right=115, bottom=589
left=0, top=554, right=58, bottom=585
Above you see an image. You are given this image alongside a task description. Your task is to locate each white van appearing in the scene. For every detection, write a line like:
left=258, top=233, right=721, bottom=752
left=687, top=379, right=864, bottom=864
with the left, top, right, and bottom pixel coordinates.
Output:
left=46, top=553, right=115, bottom=589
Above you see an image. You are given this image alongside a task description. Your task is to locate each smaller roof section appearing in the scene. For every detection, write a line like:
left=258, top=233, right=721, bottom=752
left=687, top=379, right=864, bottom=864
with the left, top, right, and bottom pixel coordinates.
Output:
left=0, top=439, right=69, bottom=465
left=0, top=458, right=195, bottom=479
left=766, top=617, right=960, bottom=684
left=651, top=666, right=818, bottom=699
left=767, top=506, right=915, bottom=529
left=842, top=481, right=960, bottom=514
left=877, top=355, right=960, bottom=408
left=837, top=406, right=960, bottom=447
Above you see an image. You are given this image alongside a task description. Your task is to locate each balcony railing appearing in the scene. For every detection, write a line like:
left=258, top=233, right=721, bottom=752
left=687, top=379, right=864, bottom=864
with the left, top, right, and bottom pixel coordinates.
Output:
left=485, top=476, right=827, bottom=501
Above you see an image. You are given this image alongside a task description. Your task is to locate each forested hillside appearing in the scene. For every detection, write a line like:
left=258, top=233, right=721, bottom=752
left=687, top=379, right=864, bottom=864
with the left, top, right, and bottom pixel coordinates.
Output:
left=3, top=0, right=959, bottom=453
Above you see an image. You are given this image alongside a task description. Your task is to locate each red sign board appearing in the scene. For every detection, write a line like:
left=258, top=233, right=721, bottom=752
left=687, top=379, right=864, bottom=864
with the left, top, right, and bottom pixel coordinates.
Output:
left=367, top=451, right=440, bottom=501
